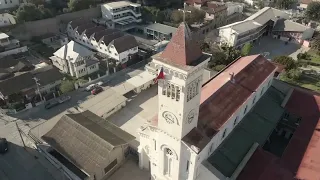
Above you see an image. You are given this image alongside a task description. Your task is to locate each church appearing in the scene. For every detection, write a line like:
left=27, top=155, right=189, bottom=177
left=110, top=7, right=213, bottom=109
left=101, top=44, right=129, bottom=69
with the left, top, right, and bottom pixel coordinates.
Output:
left=138, top=22, right=320, bottom=180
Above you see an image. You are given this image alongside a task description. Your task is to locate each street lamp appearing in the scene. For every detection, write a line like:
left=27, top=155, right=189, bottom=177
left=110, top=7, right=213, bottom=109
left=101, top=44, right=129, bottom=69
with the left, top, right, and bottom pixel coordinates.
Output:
left=32, top=77, right=43, bottom=102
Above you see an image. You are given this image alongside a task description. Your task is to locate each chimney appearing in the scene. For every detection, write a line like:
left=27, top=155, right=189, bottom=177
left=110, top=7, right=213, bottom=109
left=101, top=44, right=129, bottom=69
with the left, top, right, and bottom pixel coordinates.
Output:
left=229, top=72, right=235, bottom=83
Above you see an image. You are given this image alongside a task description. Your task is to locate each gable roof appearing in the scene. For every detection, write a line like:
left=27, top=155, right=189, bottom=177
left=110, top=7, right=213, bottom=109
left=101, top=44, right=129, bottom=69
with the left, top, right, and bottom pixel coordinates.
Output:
left=42, top=110, right=135, bottom=176
left=0, top=72, right=35, bottom=96
left=92, top=29, right=120, bottom=41
left=53, top=41, right=93, bottom=63
left=182, top=55, right=276, bottom=151
left=101, top=32, right=124, bottom=45
left=75, top=22, right=96, bottom=34
left=84, top=26, right=106, bottom=37
left=34, top=66, right=63, bottom=86
left=159, top=22, right=204, bottom=66
left=111, top=35, right=138, bottom=53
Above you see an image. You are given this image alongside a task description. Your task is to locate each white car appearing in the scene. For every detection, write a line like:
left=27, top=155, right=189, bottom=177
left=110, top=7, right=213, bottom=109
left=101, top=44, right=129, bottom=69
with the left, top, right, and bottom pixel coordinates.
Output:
left=96, top=81, right=103, bottom=86
left=85, top=84, right=97, bottom=91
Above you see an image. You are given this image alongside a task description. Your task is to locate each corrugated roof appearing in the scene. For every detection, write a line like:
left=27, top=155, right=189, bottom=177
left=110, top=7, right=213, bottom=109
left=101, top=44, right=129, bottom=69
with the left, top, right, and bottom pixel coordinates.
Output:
left=207, top=87, right=285, bottom=177
left=42, top=110, right=135, bottom=176
left=237, top=88, right=320, bottom=180
left=144, top=23, right=177, bottom=35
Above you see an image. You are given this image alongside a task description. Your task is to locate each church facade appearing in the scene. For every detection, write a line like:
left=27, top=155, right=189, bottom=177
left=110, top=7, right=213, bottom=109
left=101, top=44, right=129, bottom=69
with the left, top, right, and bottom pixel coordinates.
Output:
left=138, top=22, right=276, bottom=180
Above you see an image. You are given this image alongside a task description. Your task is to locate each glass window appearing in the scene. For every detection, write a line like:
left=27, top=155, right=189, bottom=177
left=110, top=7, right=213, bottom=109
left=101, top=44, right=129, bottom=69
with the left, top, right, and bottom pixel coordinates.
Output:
left=176, top=87, right=180, bottom=101
left=233, top=116, right=238, bottom=126
left=222, top=129, right=227, bottom=139
left=167, top=83, right=171, bottom=97
left=171, top=85, right=175, bottom=99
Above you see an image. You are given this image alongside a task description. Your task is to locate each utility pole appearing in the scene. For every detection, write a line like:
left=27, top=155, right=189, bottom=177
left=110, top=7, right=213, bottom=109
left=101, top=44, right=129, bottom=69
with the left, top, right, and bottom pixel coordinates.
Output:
left=33, top=77, right=43, bottom=101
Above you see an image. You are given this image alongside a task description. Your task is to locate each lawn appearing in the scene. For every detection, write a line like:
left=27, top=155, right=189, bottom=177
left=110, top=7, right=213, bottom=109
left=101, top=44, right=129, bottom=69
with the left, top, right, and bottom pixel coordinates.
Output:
left=307, top=49, right=320, bottom=64
left=281, top=74, right=320, bottom=92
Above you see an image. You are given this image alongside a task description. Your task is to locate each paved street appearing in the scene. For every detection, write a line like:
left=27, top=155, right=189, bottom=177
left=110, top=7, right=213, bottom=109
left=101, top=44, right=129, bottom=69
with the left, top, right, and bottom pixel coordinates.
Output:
left=0, top=115, right=68, bottom=180
left=11, top=60, right=147, bottom=121
left=0, top=60, right=148, bottom=180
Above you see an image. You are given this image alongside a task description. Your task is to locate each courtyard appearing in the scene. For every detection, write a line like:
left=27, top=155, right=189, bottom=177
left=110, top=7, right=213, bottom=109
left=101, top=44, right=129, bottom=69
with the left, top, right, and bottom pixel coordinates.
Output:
left=250, top=36, right=304, bottom=60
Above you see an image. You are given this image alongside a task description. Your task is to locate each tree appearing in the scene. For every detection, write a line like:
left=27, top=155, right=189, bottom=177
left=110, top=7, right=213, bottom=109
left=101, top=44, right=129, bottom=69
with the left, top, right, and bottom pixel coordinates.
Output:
left=257, top=0, right=265, bottom=9
left=306, top=2, right=320, bottom=21
left=275, top=0, right=295, bottom=9
left=273, top=56, right=297, bottom=70
left=68, top=0, right=93, bottom=12
left=241, top=43, right=253, bottom=56
left=286, top=69, right=302, bottom=80
left=212, top=64, right=226, bottom=71
left=311, top=35, right=320, bottom=52
left=171, top=10, right=183, bottom=23
left=16, top=3, right=43, bottom=22
left=60, top=80, right=75, bottom=94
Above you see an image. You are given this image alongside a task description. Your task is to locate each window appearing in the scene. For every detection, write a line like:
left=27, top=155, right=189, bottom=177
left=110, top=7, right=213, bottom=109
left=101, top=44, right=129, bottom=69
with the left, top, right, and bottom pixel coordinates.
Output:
left=176, top=87, right=180, bottom=101
left=233, top=116, right=238, bottom=126
left=171, top=85, right=175, bottom=99
left=164, top=148, right=173, bottom=177
left=167, top=83, right=171, bottom=97
left=104, top=159, right=117, bottom=174
left=243, top=105, right=248, bottom=114
left=186, top=160, right=190, bottom=171
left=252, top=95, right=257, bottom=104
left=260, top=87, right=265, bottom=96
left=222, top=129, right=228, bottom=139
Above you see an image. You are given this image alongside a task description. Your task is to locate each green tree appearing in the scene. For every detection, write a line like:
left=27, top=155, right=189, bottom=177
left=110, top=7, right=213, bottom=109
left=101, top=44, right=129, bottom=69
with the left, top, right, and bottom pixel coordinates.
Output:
left=286, top=69, right=302, bottom=80
left=311, top=35, right=320, bottom=52
left=306, top=2, right=320, bottom=21
left=212, top=64, right=227, bottom=71
left=60, top=80, right=75, bottom=94
left=273, top=56, right=297, bottom=70
left=16, top=3, right=43, bottom=22
left=241, top=43, right=253, bottom=56
left=171, top=10, right=183, bottom=23
left=257, top=0, right=265, bottom=9
left=68, top=0, right=93, bottom=12
left=275, top=0, right=294, bottom=9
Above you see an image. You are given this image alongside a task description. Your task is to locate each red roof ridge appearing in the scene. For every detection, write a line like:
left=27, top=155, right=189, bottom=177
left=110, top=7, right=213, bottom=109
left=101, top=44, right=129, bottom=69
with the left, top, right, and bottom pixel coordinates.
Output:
left=160, top=22, right=203, bottom=66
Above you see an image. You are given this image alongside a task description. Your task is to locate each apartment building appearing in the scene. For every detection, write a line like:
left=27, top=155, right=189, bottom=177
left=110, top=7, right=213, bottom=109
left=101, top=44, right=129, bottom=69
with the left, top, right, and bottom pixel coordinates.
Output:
left=219, top=7, right=314, bottom=48
left=50, top=41, right=99, bottom=78
left=67, top=20, right=139, bottom=64
left=101, top=1, right=142, bottom=30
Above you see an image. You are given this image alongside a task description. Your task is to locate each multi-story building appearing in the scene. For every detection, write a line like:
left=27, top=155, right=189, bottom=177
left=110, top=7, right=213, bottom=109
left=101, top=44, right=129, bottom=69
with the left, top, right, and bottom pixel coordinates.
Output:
left=0, top=32, right=28, bottom=57
left=101, top=1, right=142, bottom=30
left=50, top=41, right=99, bottom=78
left=138, top=22, right=277, bottom=180
left=202, top=1, right=228, bottom=28
left=219, top=7, right=314, bottom=48
left=0, top=0, right=20, bottom=10
left=67, top=20, right=139, bottom=64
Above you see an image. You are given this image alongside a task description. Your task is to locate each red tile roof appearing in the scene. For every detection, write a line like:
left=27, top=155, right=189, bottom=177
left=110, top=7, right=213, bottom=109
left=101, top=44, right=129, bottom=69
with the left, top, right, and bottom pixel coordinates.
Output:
left=238, top=88, right=320, bottom=180
left=160, top=23, right=203, bottom=66
left=183, top=55, right=276, bottom=150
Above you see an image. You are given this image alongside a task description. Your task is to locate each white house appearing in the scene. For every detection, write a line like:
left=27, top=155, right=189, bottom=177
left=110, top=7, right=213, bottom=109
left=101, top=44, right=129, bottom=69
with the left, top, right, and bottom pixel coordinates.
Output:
left=225, top=2, right=244, bottom=16
left=138, top=22, right=277, bottom=180
left=219, top=7, right=314, bottom=48
left=0, top=13, right=16, bottom=27
left=50, top=41, right=99, bottom=78
left=0, top=0, right=20, bottom=10
left=67, top=21, right=139, bottom=64
left=101, top=1, right=142, bottom=30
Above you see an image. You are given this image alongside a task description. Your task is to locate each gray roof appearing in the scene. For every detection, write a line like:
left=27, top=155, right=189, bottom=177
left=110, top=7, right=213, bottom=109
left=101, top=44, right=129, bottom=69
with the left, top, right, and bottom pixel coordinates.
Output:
left=273, top=19, right=309, bottom=32
left=84, top=26, right=106, bottom=37
left=34, top=66, right=63, bottom=86
left=145, top=23, right=177, bottom=35
left=101, top=32, right=125, bottom=45
left=231, top=20, right=261, bottom=33
left=246, top=7, right=289, bottom=25
left=93, top=29, right=120, bottom=41
left=0, top=72, right=35, bottom=96
left=42, top=110, right=135, bottom=176
left=75, top=22, right=96, bottom=34
left=111, top=35, right=138, bottom=53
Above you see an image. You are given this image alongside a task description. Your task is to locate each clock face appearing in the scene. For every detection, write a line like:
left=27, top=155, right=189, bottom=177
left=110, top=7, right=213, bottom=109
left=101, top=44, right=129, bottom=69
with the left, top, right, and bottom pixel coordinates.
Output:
left=188, top=109, right=196, bottom=124
left=162, top=111, right=178, bottom=125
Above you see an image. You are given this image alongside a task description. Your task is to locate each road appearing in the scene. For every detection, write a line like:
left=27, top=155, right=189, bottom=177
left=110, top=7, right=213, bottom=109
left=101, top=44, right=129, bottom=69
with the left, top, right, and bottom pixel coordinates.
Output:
left=11, top=60, right=147, bottom=121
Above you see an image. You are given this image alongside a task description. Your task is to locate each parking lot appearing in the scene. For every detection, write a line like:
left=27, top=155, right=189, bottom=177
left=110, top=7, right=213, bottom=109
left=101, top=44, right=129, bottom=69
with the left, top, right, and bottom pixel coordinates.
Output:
left=0, top=116, right=68, bottom=180
left=250, top=36, right=303, bottom=60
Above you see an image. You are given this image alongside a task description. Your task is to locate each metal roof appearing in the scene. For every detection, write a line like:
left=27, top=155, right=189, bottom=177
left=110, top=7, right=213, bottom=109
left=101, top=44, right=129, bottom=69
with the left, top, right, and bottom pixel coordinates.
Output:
left=207, top=87, right=285, bottom=177
left=144, top=23, right=177, bottom=35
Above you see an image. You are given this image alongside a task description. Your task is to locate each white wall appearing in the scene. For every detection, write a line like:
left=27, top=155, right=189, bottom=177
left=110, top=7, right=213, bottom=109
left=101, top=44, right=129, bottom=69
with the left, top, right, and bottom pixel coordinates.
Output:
left=101, top=5, right=113, bottom=20
left=119, top=46, right=138, bottom=63
left=301, top=28, right=314, bottom=40
left=86, top=63, right=99, bottom=74
left=219, top=28, right=237, bottom=46
left=226, top=3, right=244, bottom=16
left=0, top=0, right=19, bottom=10
left=39, top=80, right=62, bottom=94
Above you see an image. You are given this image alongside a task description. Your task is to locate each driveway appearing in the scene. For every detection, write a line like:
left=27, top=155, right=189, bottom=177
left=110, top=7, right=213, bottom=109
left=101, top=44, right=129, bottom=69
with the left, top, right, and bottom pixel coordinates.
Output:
left=250, top=37, right=302, bottom=60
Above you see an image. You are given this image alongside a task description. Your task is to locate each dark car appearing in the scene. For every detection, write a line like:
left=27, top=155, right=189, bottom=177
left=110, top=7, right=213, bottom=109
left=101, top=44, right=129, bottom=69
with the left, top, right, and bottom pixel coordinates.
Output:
left=44, top=100, right=59, bottom=109
left=91, top=86, right=103, bottom=95
left=0, top=138, right=8, bottom=154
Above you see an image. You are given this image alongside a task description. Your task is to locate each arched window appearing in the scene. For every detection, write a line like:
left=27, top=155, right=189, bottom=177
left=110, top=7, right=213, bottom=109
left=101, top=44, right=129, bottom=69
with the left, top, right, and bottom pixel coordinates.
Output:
left=164, top=148, right=174, bottom=177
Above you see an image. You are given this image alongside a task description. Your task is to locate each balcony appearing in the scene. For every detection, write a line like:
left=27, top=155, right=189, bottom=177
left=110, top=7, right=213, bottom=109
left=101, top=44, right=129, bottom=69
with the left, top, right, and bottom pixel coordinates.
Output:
left=112, top=6, right=141, bottom=14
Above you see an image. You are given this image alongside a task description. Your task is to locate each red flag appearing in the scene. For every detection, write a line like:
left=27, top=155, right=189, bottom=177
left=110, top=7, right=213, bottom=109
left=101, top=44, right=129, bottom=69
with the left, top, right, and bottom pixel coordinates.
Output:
left=154, top=67, right=165, bottom=83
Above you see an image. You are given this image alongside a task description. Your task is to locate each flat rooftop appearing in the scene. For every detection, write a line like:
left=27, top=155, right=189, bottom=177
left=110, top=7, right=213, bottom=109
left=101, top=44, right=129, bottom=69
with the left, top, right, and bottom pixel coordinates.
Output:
left=79, top=87, right=127, bottom=117
left=103, top=1, right=141, bottom=8
left=144, top=23, right=177, bottom=35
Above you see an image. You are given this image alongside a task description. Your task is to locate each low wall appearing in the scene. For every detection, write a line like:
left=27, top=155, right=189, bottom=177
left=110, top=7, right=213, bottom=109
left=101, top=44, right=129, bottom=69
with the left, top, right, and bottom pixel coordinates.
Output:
left=0, top=46, right=28, bottom=57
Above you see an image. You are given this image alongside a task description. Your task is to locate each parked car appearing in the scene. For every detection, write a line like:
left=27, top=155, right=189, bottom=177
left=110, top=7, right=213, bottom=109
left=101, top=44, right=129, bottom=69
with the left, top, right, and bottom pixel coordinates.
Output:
left=91, top=86, right=103, bottom=95
left=58, top=96, right=71, bottom=103
left=44, top=100, right=59, bottom=109
left=0, top=138, right=8, bottom=154
left=86, top=82, right=104, bottom=91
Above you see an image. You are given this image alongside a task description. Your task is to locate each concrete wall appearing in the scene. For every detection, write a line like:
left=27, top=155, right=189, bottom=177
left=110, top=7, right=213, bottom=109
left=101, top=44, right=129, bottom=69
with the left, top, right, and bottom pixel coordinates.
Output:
left=12, top=7, right=101, bottom=38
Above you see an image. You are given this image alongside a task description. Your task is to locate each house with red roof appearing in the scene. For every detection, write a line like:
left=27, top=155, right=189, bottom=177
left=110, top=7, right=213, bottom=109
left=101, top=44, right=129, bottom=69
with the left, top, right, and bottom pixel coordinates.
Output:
left=137, top=21, right=320, bottom=180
